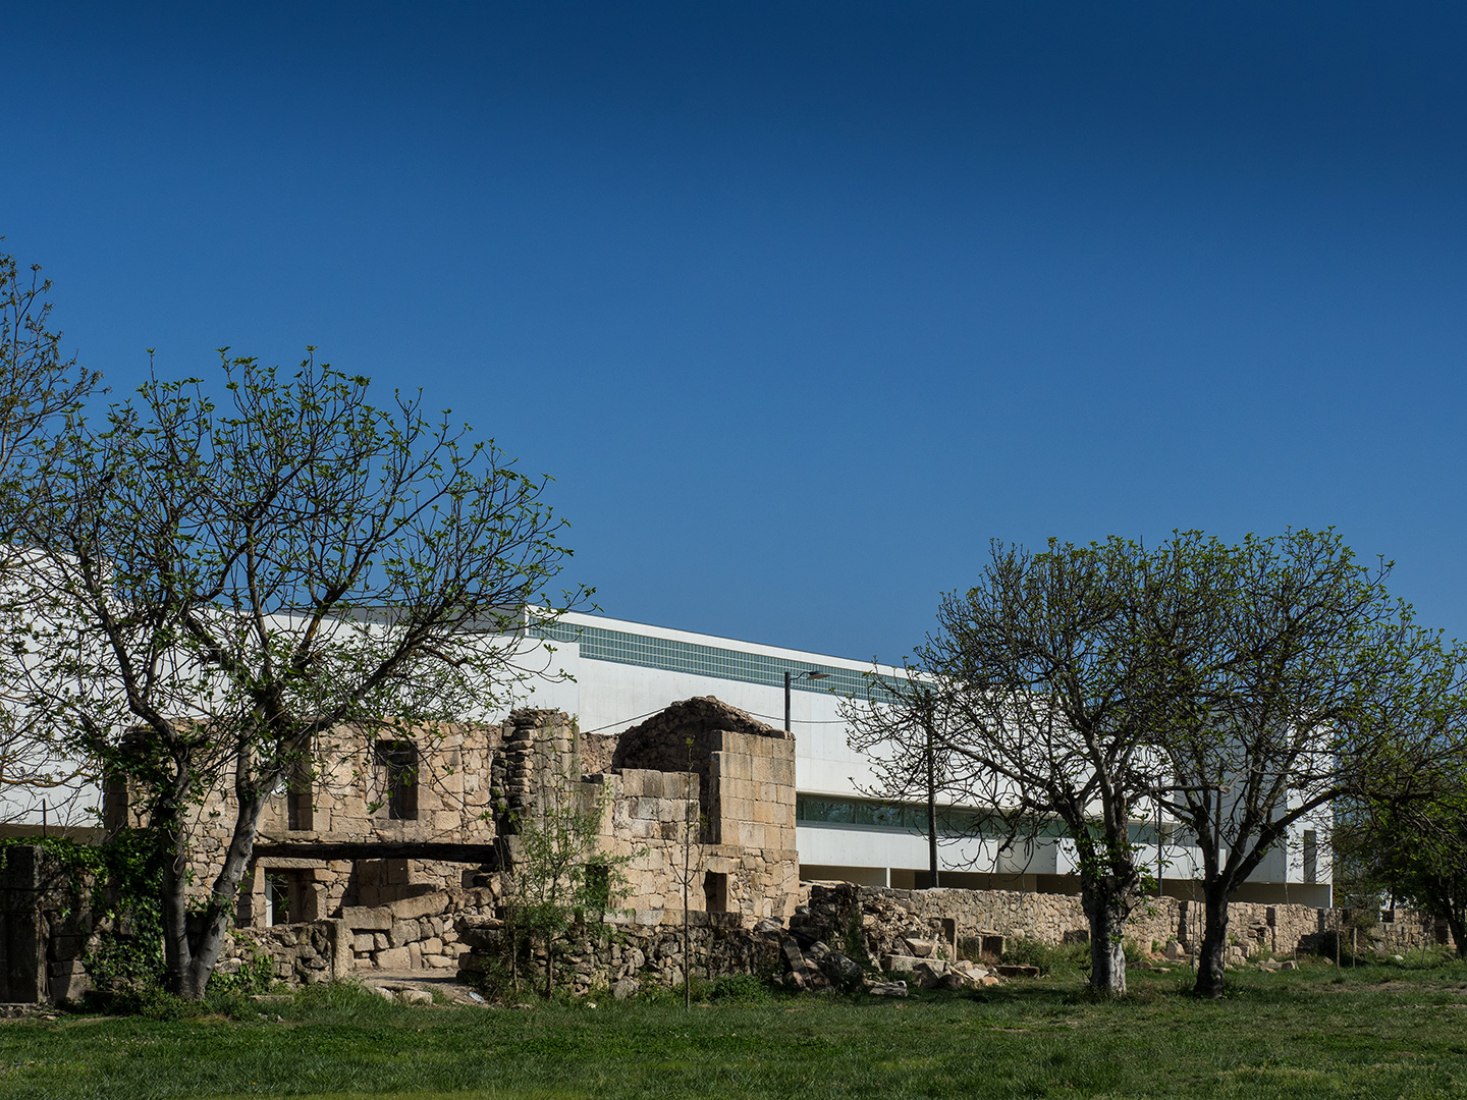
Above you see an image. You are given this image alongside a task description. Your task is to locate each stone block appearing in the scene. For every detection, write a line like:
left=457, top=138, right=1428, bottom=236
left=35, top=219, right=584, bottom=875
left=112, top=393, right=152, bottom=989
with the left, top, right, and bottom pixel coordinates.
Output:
left=391, top=891, right=450, bottom=921
left=866, top=980, right=908, bottom=997
left=882, top=954, right=926, bottom=973
left=49, top=958, right=91, bottom=1004
left=718, top=755, right=752, bottom=781
left=390, top=920, right=420, bottom=947
left=341, top=906, right=394, bottom=932
left=995, top=964, right=1040, bottom=978
left=376, top=946, right=410, bottom=969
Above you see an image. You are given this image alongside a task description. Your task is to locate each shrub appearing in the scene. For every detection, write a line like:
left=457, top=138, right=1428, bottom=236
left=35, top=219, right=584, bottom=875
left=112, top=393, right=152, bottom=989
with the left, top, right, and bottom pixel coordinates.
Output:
left=1002, top=937, right=1090, bottom=975
left=706, top=972, right=775, bottom=1003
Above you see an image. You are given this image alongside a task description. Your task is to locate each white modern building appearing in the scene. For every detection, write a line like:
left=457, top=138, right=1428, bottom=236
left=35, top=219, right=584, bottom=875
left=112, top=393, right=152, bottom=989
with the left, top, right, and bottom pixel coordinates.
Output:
left=506, top=611, right=1333, bottom=907
left=1, top=603, right=1331, bottom=907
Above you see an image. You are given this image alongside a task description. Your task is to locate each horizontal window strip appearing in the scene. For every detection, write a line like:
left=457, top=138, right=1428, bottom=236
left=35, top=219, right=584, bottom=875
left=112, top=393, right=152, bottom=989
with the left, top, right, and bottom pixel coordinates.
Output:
left=534, top=620, right=906, bottom=699
left=797, top=794, right=1188, bottom=847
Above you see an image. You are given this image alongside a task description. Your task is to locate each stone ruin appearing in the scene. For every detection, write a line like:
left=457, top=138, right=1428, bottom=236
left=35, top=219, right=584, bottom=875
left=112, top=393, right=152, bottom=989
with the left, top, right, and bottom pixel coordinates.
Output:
left=3, top=694, right=1457, bottom=1004
left=4, top=697, right=805, bottom=1000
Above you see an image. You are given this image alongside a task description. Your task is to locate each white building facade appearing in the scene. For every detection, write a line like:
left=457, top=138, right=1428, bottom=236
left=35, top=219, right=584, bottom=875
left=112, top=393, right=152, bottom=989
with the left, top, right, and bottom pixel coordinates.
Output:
left=510, top=611, right=1332, bottom=907
left=2, top=604, right=1331, bottom=907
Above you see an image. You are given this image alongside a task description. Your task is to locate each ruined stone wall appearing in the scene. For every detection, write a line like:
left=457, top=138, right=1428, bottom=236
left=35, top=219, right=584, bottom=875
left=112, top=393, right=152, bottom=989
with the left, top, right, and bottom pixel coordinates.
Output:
left=459, top=912, right=784, bottom=997
left=214, top=880, right=1452, bottom=997
left=218, top=886, right=500, bottom=984
left=107, top=720, right=504, bottom=922
left=610, top=697, right=791, bottom=832
left=0, top=845, right=92, bottom=1004
left=593, top=729, right=800, bottom=926
left=104, top=701, right=802, bottom=936
left=496, top=703, right=802, bottom=929
left=580, top=734, right=618, bottom=777
left=341, top=886, right=498, bottom=972
left=611, top=697, right=786, bottom=773
left=820, top=884, right=1446, bottom=959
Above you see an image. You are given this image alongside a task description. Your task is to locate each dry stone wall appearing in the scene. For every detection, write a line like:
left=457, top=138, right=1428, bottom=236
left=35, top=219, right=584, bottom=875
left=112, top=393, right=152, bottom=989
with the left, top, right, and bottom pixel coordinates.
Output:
left=804, top=883, right=1446, bottom=961
left=459, top=912, right=784, bottom=996
left=217, top=886, right=500, bottom=984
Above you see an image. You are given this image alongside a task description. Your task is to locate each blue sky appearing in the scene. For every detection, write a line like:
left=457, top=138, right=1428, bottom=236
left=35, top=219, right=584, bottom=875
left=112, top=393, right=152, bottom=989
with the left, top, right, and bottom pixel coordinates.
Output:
left=4, top=3, right=1465, bottom=663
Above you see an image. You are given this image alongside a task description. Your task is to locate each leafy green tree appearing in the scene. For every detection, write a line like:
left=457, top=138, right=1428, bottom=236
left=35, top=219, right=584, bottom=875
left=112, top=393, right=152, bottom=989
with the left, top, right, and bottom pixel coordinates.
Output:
left=1146, top=530, right=1450, bottom=997
left=12, top=353, right=582, bottom=999
left=852, top=530, right=1448, bottom=998
left=1336, top=712, right=1467, bottom=957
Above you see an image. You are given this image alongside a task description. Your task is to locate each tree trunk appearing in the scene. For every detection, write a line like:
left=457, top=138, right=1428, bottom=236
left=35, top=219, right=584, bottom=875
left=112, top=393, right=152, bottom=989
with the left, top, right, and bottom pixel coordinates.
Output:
left=1446, top=908, right=1467, bottom=960
left=1193, top=886, right=1229, bottom=998
left=1080, top=881, right=1129, bottom=996
left=158, top=797, right=195, bottom=998
left=157, top=786, right=268, bottom=1001
left=180, top=792, right=267, bottom=998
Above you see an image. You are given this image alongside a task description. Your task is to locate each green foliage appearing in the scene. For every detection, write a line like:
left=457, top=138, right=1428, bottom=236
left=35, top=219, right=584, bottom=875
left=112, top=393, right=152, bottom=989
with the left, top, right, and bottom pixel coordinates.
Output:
left=498, top=751, right=632, bottom=998
left=8, top=348, right=586, bottom=999
left=0, top=833, right=170, bottom=1009
left=1338, top=741, right=1467, bottom=957
left=0, top=835, right=106, bottom=911
left=83, top=829, right=168, bottom=1003
left=207, top=940, right=278, bottom=998
left=1002, top=936, right=1091, bottom=975
left=840, top=911, right=870, bottom=965
left=704, top=972, right=776, bottom=1003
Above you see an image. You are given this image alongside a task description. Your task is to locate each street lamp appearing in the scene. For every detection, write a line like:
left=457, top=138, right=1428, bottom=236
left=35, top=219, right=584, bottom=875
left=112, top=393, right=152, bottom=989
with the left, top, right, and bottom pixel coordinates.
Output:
left=784, top=669, right=830, bottom=732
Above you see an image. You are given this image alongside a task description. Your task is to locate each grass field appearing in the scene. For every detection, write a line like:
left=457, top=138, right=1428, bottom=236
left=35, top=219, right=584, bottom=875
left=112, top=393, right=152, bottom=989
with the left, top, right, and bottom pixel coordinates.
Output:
left=3, top=959, right=1466, bottom=1099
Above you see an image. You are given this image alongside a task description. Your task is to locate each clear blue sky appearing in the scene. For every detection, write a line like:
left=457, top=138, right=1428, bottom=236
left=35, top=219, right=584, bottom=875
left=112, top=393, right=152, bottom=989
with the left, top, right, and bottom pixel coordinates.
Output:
left=4, top=3, right=1464, bottom=664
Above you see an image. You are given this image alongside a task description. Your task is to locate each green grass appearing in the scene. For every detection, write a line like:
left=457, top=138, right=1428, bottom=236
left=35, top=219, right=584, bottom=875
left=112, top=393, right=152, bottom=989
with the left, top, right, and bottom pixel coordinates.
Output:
left=4, top=961, right=1467, bottom=1099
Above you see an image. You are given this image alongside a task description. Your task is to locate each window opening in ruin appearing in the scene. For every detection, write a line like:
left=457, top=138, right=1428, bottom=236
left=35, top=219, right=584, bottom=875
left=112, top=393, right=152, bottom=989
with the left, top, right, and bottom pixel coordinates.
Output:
left=286, top=759, right=314, bottom=831
left=102, top=773, right=129, bottom=833
left=1303, top=829, right=1318, bottom=884
left=704, top=871, right=728, bottom=914
left=265, top=872, right=291, bottom=925
left=265, top=869, right=315, bottom=925
left=584, top=862, right=610, bottom=920
left=375, top=740, right=419, bottom=820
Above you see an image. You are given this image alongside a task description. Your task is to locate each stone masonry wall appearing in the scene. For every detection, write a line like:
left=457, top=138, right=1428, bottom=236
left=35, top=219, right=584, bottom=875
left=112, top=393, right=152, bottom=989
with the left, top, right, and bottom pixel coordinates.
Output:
left=830, top=884, right=1445, bottom=959
left=109, top=719, right=504, bottom=924
left=218, top=886, right=500, bottom=985
left=458, top=911, right=784, bottom=996
left=215, top=880, right=1450, bottom=997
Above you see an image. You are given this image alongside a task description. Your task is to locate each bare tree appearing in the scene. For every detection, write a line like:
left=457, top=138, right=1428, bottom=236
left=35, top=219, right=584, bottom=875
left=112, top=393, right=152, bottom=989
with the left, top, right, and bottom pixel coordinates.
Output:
left=12, top=353, right=583, bottom=998
left=845, top=678, right=952, bottom=888
left=852, top=538, right=1189, bottom=996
